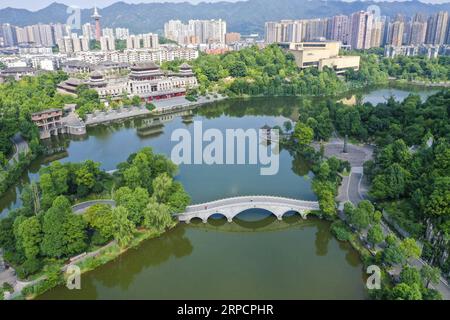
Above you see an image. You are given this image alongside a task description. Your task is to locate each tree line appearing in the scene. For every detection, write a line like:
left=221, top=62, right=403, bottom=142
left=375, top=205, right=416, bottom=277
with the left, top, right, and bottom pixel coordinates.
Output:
left=0, top=147, right=190, bottom=280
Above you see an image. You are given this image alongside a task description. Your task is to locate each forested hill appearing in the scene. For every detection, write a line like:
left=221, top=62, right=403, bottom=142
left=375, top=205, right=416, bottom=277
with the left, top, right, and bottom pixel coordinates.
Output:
left=1, top=0, right=450, bottom=34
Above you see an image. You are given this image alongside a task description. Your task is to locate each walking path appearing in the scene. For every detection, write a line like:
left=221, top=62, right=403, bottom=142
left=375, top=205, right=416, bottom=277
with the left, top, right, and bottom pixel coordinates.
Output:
left=8, top=133, right=29, bottom=164
left=321, top=137, right=450, bottom=299
left=85, top=94, right=226, bottom=126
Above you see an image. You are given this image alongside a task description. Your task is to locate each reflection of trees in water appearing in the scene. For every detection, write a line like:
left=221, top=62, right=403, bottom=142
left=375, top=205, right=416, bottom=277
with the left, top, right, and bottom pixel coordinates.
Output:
left=314, top=220, right=333, bottom=256
left=337, top=241, right=362, bottom=268
left=195, top=97, right=300, bottom=119
left=291, top=153, right=312, bottom=177
left=93, top=225, right=193, bottom=290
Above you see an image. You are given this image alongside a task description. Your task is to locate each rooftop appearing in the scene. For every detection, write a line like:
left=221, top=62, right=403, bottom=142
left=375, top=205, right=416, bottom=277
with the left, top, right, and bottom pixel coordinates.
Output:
left=31, top=108, right=62, bottom=117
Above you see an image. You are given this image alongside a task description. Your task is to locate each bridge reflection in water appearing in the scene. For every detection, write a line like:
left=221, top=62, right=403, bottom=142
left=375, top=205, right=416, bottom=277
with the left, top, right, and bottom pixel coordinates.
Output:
left=188, top=209, right=317, bottom=233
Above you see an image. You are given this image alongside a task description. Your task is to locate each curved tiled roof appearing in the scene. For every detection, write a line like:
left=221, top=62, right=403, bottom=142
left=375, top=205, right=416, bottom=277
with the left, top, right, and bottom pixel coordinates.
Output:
left=131, top=61, right=159, bottom=71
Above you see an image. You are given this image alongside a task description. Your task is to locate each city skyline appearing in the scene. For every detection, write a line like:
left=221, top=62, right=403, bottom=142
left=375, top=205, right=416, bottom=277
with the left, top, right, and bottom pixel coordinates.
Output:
left=1, top=0, right=450, bottom=11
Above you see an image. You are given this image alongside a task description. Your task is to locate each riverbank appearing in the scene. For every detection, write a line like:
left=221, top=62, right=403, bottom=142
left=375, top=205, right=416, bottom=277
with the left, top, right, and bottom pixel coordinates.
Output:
left=390, top=78, right=450, bottom=88
left=84, top=94, right=227, bottom=126
left=7, top=224, right=174, bottom=300
left=316, top=136, right=450, bottom=300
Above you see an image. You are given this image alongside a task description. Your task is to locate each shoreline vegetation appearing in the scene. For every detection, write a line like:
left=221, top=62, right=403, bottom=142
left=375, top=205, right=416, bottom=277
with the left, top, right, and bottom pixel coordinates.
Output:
left=0, top=147, right=190, bottom=300
left=1, top=89, right=449, bottom=300
left=284, top=89, right=450, bottom=300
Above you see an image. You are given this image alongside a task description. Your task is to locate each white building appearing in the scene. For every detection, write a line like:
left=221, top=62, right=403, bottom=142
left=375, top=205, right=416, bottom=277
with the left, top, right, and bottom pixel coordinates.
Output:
left=115, top=28, right=130, bottom=40
left=100, top=36, right=116, bottom=51
left=58, top=62, right=198, bottom=102
left=164, top=19, right=226, bottom=44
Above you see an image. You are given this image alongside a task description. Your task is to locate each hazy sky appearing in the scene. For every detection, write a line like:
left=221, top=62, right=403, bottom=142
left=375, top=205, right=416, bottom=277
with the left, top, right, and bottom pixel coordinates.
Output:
left=0, top=0, right=449, bottom=11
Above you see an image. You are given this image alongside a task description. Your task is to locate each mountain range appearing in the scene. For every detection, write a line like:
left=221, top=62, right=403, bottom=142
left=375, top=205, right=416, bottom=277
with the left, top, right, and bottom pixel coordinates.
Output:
left=1, top=0, right=449, bottom=35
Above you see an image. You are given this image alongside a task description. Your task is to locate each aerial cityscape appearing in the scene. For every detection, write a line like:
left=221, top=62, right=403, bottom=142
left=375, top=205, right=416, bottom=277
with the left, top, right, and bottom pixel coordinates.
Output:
left=0, top=0, right=449, bottom=306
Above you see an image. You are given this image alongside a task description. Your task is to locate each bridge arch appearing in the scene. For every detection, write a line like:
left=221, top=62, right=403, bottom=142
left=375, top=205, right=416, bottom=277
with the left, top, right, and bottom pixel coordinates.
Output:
left=177, top=196, right=319, bottom=224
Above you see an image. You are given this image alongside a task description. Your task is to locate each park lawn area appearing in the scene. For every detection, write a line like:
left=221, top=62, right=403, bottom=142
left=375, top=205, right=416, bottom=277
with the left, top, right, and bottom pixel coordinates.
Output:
left=380, top=200, right=425, bottom=238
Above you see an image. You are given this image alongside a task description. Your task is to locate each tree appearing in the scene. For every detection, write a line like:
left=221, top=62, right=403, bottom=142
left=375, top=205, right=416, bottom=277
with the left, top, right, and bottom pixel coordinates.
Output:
left=425, top=187, right=450, bottom=218
left=131, top=95, right=142, bottom=106
left=40, top=196, right=72, bottom=258
left=370, top=163, right=410, bottom=200
left=39, top=162, right=69, bottom=209
left=114, top=187, right=150, bottom=225
left=367, top=224, right=384, bottom=246
left=142, top=200, right=174, bottom=231
left=41, top=196, right=86, bottom=258
left=347, top=207, right=370, bottom=231
left=318, top=189, right=336, bottom=217
left=399, top=238, right=422, bottom=260
left=294, top=122, right=314, bottom=146
left=84, top=204, right=114, bottom=241
left=390, top=283, right=422, bottom=300
left=383, top=245, right=406, bottom=266
left=400, top=266, right=422, bottom=286
left=167, top=182, right=191, bottom=213
left=64, top=214, right=87, bottom=256
left=152, top=173, right=173, bottom=204
left=16, top=217, right=42, bottom=260
left=0, top=218, right=15, bottom=252
left=111, top=206, right=136, bottom=248
left=420, top=265, right=441, bottom=288
left=74, top=160, right=101, bottom=197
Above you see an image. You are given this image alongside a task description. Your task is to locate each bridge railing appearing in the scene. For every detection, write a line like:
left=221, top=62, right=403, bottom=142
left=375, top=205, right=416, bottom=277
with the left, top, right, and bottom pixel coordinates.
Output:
left=176, top=195, right=319, bottom=215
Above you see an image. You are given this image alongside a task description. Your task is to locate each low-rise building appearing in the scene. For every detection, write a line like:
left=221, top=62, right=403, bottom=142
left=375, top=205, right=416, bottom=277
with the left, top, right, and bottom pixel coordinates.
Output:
left=31, top=106, right=87, bottom=139
left=286, top=41, right=360, bottom=73
left=58, top=62, right=198, bottom=102
left=0, top=66, right=36, bottom=81
left=31, top=108, right=64, bottom=139
left=384, top=44, right=449, bottom=58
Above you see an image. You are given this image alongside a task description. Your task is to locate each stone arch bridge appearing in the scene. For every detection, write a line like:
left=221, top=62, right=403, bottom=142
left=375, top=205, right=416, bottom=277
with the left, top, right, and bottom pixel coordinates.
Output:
left=174, top=196, right=320, bottom=223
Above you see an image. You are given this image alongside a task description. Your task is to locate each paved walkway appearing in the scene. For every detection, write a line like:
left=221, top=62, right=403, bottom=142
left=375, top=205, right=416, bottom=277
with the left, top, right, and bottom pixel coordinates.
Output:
left=85, top=95, right=227, bottom=126
left=325, top=138, right=450, bottom=300
left=9, top=133, right=29, bottom=164
left=72, top=199, right=116, bottom=214
left=152, top=94, right=226, bottom=110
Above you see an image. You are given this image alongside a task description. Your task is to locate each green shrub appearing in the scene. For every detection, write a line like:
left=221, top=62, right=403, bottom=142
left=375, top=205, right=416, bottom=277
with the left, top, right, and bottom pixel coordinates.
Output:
left=331, top=221, right=352, bottom=241
left=15, top=258, right=42, bottom=279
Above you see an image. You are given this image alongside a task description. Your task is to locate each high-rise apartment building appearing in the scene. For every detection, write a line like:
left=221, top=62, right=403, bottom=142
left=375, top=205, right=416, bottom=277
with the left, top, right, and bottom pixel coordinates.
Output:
left=304, top=18, right=328, bottom=41
left=100, top=36, right=116, bottom=51
left=126, top=35, right=143, bottom=49
left=265, top=20, right=303, bottom=43
left=370, top=18, right=384, bottom=48
left=58, top=36, right=89, bottom=53
left=350, top=11, right=373, bottom=49
left=330, top=15, right=351, bottom=45
left=387, top=20, right=405, bottom=46
left=143, top=33, right=159, bottom=49
left=82, top=23, right=93, bottom=40
left=164, top=19, right=226, bottom=44
left=102, top=28, right=114, bottom=38
left=115, top=28, right=130, bottom=40
left=426, top=11, right=449, bottom=45
left=1, top=24, right=17, bottom=47
left=408, top=14, right=427, bottom=45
